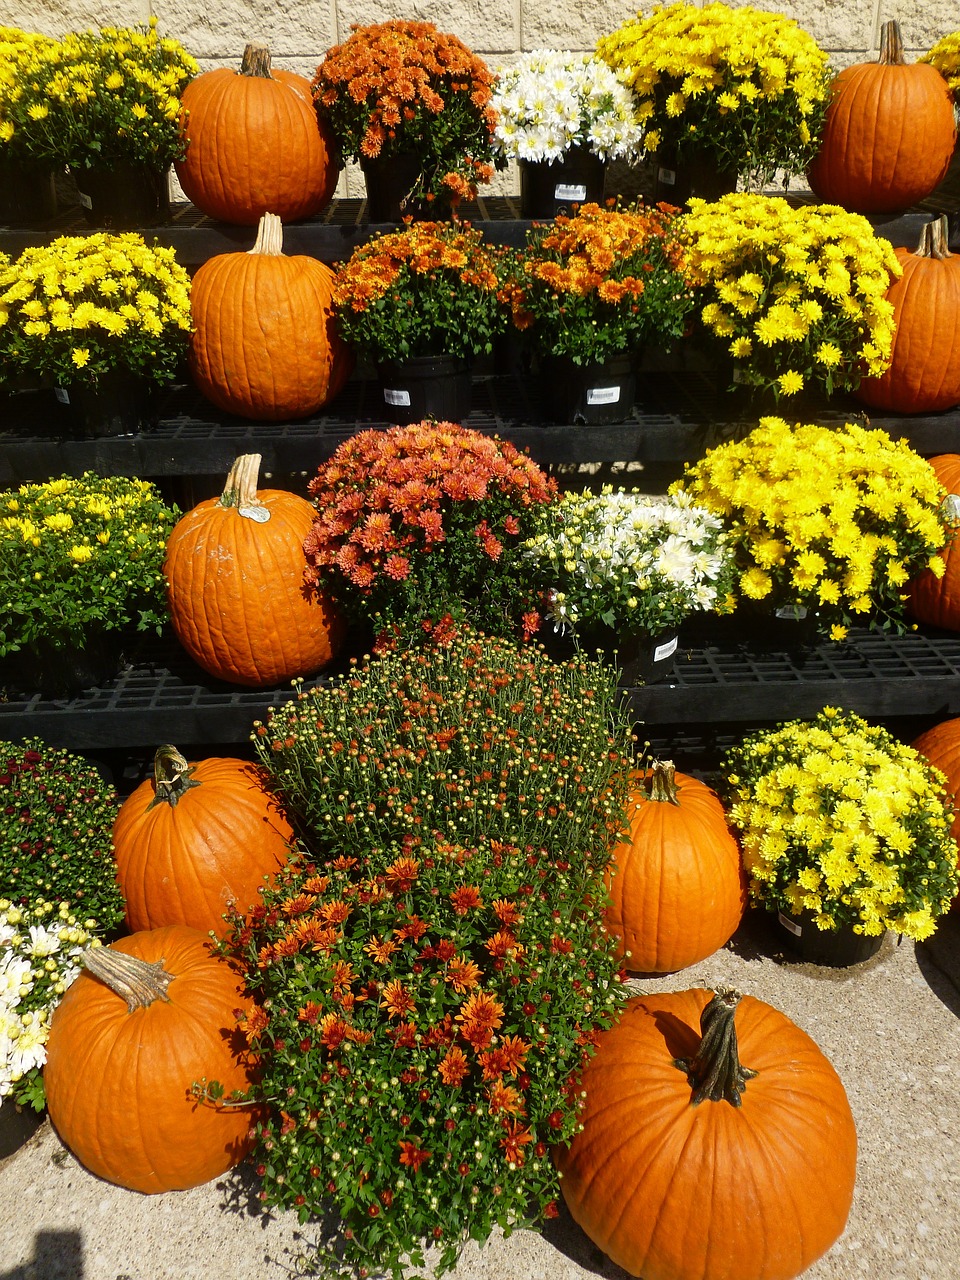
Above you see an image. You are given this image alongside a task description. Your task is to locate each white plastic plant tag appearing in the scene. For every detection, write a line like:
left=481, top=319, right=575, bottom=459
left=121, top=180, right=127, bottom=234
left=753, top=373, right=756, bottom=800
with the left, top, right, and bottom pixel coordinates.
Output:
left=384, top=388, right=411, bottom=407
left=586, top=386, right=620, bottom=405
left=53, top=386, right=70, bottom=405
left=657, top=166, right=676, bottom=185
left=555, top=183, right=587, bottom=201
left=778, top=911, right=802, bottom=936
left=238, top=504, right=271, bottom=523
left=943, top=493, right=960, bottom=521
left=654, top=636, right=678, bottom=662
left=77, top=190, right=93, bottom=209
left=774, top=604, right=808, bottom=620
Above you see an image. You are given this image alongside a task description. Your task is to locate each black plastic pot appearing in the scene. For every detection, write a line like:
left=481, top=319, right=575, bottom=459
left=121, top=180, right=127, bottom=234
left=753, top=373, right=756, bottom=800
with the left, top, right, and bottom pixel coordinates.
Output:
left=538, top=351, right=636, bottom=425
left=519, top=146, right=606, bottom=219
left=375, top=355, right=472, bottom=425
left=777, top=908, right=885, bottom=967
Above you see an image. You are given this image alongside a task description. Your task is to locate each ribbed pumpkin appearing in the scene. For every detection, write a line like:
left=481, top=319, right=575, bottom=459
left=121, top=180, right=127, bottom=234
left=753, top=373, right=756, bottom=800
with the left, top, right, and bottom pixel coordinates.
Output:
left=189, top=212, right=352, bottom=421
left=113, top=744, right=294, bottom=936
left=604, top=761, right=745, bottom=974
left=175, top=41, right=338, bottom=225
left=911, top=720, right=960, bottom=855
left=555, top=987, right=857, bottom=1280
left=164, top=452, right=343, bottom=687
left=907, top=453, right=960, bottom=629
left=807, top=20, right=956, bottom=214
left=44, top=926, right=262, bottom=1193
left=857, top=217, right=960, bottom=413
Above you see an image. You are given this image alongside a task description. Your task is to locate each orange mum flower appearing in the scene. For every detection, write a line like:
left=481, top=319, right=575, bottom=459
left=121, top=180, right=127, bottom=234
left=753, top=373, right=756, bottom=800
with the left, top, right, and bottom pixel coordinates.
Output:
left=381, top=979, right=417, bottom=1020
left=437, top=1045, right=470, bottom=1087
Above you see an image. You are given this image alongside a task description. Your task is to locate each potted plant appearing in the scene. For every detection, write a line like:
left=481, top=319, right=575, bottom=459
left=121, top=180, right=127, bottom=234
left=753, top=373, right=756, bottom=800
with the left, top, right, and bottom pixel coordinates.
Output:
left=0, top=472, right=178, bottom=696
left=490, top=50, right=645, bottom=219
left=503, top=201, right=693, bottom=424
left=676, top=193, right=902, bottom=401
left=722, top=706, right=960, bottom=964
left=0, top=231, right=192, bottom=435
left=0, top=27, right=67, bottom=223
left=596, top=0, right=831, bottom=202
left=312, top=19, right=500, bottom=221
left=524, top=487, right=737, bottom=682
left=302, top=421, right=557, bottom=641
left=672, top=417, right=949, bottom=642
left=331, top=220, right=509, bottom=422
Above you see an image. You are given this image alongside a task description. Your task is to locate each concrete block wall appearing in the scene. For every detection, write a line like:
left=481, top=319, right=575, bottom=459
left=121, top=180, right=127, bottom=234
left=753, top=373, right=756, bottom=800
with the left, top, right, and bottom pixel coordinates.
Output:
left=4, top=0, right=959, bottom=199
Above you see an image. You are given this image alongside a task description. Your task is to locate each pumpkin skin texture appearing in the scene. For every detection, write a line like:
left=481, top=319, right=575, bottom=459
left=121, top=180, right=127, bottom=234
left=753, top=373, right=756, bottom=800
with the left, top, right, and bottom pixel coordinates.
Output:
left=604, top=762, right=745, bottom=974
left=44, top=926, right=262, bottom=1194
left=555, top=988, right=857, bottom=1280
left=189, top=212, right=352, bottom=422
left=911, top=720, right=960, bottom=859
left=175, top=41, right=338, bottom=225
left=906, top=453, right=960, bottom=630
left=164, top=452, right=344, bottom=687
left=112, top=745, right=294, bottom=937
left=857, top=217, right=960, bottom=413
left=807, top=21, right=955, bottom=214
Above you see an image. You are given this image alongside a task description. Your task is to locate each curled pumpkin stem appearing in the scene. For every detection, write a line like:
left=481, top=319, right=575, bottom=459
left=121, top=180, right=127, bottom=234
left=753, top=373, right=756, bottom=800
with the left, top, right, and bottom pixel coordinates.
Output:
left=645, top=759, right=680, bottom=805
left=80, top=947, right=175, bottom=1013
left=149, top=743, right=202, bottom=809
left=673, top=986, right=758, bottom=1107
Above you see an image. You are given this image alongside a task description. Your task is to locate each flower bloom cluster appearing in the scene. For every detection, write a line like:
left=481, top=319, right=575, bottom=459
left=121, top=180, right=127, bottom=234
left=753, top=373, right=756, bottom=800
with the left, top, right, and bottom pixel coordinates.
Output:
left=505, top=201, right=693, bottom=364
left=0, top=20, right=196, bottom=169
left=332, top=221, right=507, bottom=363
left=677, top=194, right=901, bottom=399
left=0, top=232, right=192, bottom=389
left=920, top=31, right=960, bottom=94
left=304, top=422, right=557, bottom=639
left=673, top=418, right=948, bottom=640
left=313, top=20, right=498, bottom=206
left=525, top=487, right=737, bottom=638
left=0, top=473, right=178, bottom=657
left=596, top=1, right=831, bottom=185
left=0, top=898, right=101, bottom=1110
left=722, top=707, right=960, bottom=940
left=491, top=50, right=645, bottom=164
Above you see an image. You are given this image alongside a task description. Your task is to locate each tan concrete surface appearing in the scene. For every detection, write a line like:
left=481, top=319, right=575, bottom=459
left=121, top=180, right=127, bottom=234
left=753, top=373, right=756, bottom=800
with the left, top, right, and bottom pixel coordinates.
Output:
left=2, top=906, right=958, bottom=1280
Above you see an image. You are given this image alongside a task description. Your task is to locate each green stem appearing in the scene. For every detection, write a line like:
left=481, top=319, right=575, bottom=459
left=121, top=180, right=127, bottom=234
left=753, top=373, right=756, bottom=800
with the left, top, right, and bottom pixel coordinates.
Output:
left=673, top=987, right=758, bottom=1107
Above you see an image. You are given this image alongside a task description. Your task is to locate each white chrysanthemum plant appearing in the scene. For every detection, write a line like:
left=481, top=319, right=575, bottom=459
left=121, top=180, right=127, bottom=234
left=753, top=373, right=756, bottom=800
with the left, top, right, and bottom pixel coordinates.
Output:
left=491, top=50, right=645, bottom=164
left=525, top=487, right=738, bottom=640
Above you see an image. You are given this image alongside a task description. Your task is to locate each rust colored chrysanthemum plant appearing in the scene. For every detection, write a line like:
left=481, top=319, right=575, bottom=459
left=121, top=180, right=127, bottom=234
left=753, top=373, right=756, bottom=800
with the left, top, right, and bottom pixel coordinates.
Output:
left=312, top=19, right=500, bottom=210
left=303, top=421, right=557, bottom=640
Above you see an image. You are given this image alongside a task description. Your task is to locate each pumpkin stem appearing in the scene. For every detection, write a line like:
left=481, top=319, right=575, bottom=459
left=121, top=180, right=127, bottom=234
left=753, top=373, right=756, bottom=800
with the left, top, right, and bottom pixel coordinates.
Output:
left=248, top=212, right=284, bottom=257
left=239, top=41, right=272, bottom=79
left=646, top=759, right=680, bottom=805
left=218, top=453, right=271, bottom=522
left=878, top=20, right=906, bottom=66
left=148, top=744, right=202, bottom=810
left=80, top=946, right=175, bottom=1013
left=917, top=215, right=952, bottom=261
left=673, top=987, right=758, bottom=1107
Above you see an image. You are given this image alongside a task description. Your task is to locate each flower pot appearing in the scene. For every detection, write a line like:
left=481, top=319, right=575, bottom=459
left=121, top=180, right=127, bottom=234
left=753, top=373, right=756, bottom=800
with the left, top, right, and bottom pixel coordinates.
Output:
left=54, top=370, right=156, bottom=439
left=733, top=601, right=823, bottom=653
left=653, top=146, right=739, bottom=207
left=375, top=355, right=471, bottom=426
left=518, top=146, right=606, bottom=219
left=0, top=158, right=58, bottom=225
left=538, top=351, right=636, bottom=425
left=777, top=907, right=886, bottom=968
left=361, top=153, right=443, bottom=223
left=72, top=163, right=172, bottom=229
left=540, top=624, right=679, bottom=685
left=1, top=629, right=128, bottom=700
left=0, top=1101, right=45, bottom=1162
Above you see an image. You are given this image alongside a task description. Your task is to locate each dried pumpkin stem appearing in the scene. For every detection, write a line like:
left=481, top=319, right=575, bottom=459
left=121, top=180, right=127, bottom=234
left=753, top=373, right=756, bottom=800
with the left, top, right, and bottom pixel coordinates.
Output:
left=248, top=213, right=284, bottom=256
left=80, top=947, right=175, bottom=1013
left=917, top=215, right=952, bottom=261
left=673, top=987, right=758, bottom=1107
left=239, top=41, right=272, bottom=79
left=646, top=759, right=680, bottom=805
left=219, top=453, right=264, bottom=509
left=878, top=20, right=905, bottom=66
left=149, top=743, right=202, bottom=809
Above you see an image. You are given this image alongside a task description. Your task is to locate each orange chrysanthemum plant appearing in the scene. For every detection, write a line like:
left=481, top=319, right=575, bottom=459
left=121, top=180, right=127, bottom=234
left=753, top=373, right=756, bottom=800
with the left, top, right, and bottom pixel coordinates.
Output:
left=312, top=19, right=501, bottom=211
left=303, top=422, right=557, bottom=641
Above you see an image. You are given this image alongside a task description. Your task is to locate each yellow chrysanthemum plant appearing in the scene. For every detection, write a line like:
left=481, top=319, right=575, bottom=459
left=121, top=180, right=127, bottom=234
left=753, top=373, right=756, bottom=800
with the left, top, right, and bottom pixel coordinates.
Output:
left=676, top=193, right=902, bottom=400
left=722, top=707, right=960, bottom=942
left=0, top=27, right=67, bottom=164
left=595, top=1, right=832, bottom=188
left=920, top=30, right=960, bottom=96
left=0, top=232, right=191, bottom=390
left=671, top=418, right=949, bottom=641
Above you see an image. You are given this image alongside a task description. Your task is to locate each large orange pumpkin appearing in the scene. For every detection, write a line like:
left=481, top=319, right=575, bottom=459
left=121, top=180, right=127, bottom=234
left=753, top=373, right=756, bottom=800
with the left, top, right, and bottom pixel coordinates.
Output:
left=857, top=217, right=960, bottom=413
left=906, top=452, right=960, bottom=629
left=807, top=20, right=956, bottom=214
left=164, top=452, right=344, bottom=687
left=44, top=926, right=262, bottom=1193
left=555, top=987, right=857, bottom=1280
left=175, top=41, right=338, bottom=225
left=604, top=761, right=745, bottom=974
left=112, top=744, right=294, bottom=936
left=189, top=212, right=352, bottom=421
left=911, top=719, right=960, bottom=859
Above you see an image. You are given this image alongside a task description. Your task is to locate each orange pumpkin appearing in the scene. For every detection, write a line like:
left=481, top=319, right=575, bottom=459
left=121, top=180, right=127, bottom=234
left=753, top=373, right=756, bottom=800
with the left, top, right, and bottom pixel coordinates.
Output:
left=911, top=719, right=960, bottom=856
left=164, top=452, right=344, bottom=687
left=807, top=21, right=955, bottom=214
left=113, top=744, right=294, bottom=936
left=555, top=986, right=857, bottom=1280
left=44, top=926, right=262, bottom=1193
left=189, top=212, right=352, bottom=421
left=176, top=41, right=338, bottom=225
left=907, top=453, right=960, bottom=629
left=604, top=761, right=745, bottom=974
left=857, top=217, right=960, bottom=413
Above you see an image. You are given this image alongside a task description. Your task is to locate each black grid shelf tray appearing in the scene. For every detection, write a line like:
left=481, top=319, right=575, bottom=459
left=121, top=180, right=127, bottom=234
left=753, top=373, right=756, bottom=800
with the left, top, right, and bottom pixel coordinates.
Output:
left=6, top=625, right=960, bottom=750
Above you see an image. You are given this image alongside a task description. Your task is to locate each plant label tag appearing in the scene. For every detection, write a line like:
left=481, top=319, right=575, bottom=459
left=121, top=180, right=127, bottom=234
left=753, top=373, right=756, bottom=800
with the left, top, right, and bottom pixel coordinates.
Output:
left=77, top=190, right=93, bottom=210
left=384, top=389, right=411, bottom=407
left=555, top=183, right=587, bottom=201
left=778, top=911, right=802, bottom=936
left=774, top=604, right=808, bottom=620
left=239, top=503, right=271, bottom=523
left=586, top=386, right=620, bottom=405
left=657, top=166, right=676, bottom=185
left=943, top=493, right=960, bottom=521
left=732, top=365, right=745, bottom=383
left=53, top=386, right=70, bottom=405
left=654, top=636, right=678, bottom=662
